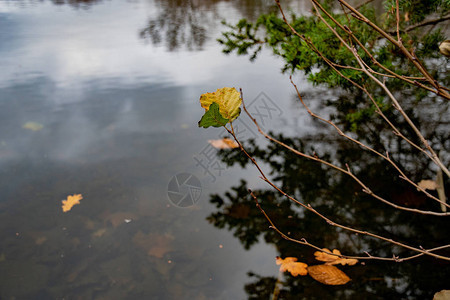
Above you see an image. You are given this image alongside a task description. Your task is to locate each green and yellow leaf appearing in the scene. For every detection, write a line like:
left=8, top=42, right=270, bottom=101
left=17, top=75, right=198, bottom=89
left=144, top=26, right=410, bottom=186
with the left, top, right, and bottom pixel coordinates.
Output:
left=198, top=102, right=230, bottom=128
left=199, top=87, right=241, bottom=122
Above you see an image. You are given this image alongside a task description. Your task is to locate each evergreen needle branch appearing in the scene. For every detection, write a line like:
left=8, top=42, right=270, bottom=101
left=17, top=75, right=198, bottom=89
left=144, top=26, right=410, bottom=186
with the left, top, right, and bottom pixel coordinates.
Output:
left=277, top=0, right=450, bottom=187
left=310, top=0, right=442, bottom=95
left=337, top=0, right=450, bottom=99
left=277, top=0, right=449, bottom=179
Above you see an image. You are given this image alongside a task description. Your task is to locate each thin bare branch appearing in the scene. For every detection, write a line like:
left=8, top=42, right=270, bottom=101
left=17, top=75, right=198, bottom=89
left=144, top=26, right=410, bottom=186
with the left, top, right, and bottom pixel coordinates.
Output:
left=250, top=190, right=450, bottom=262
left=289, top=77, right=450, bottom=209
left=226, top=92, right=450, bottom=260
left=337, top=0, right=450, bottom=99
left=405, top=13, right=450, bottom=32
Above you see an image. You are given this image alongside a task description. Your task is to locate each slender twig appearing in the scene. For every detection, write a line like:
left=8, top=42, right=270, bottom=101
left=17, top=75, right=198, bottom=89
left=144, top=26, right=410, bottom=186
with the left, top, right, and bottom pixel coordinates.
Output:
left=285, top=0, right=450, bottom=178
left=395, top=0, right=401, bottom=43
left=240, top=90, right=450, bottom=215
left=352, top=49, right=450, bottom=178
left=289, top=77, right=450, bottom=209
left=405, top=14, right=450, bottom=32
left=226, top=0, right=450, bottom=263
left=250, top=190, right=450, bottom=262
left=337, top=0, right=450, bottom=99
left=224, top=91, right=450, bottom=260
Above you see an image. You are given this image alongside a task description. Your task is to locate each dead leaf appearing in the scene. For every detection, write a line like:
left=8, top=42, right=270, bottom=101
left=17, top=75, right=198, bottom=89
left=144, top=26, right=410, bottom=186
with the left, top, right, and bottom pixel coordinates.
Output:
left=307, top=265, right=351, bottom=285
left=22, top=121, right=44, bottom=131
left=276, top=256, right=308, bottom=276
left=418, top=179, right=437, bottom=191
left=35, top=236, right=47, bottom=245
left=433, top=290, right=450, bottom=300
left=132, top=231, right=174, bottom=258
left=208, top=138, right=239, bottom=149
left=314, top=248, right=358, bottom=266
left=92, top=228, right=107, bottom=238
left=62, top=194, right=83, bottom=212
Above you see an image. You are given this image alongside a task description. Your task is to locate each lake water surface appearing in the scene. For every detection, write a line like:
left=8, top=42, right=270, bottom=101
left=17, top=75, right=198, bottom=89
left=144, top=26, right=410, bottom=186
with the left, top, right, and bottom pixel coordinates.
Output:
left=0, top=0, right=449, bottom=299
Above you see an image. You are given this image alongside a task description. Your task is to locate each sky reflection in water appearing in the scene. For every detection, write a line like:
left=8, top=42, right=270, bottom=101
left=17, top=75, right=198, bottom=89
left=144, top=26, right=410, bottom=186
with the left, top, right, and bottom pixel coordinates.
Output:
left=0, top=0, right=312, bottom=299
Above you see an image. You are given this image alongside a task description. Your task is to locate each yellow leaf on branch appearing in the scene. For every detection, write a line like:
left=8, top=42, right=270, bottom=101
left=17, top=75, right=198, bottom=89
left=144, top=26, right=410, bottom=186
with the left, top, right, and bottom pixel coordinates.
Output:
left=314, top=248, right=358, bottom=266
left=62, top=194, right=83, bottom=212
left=199, top=87, right=242, bottom=122
left=276, top=256, right=308, bottom=276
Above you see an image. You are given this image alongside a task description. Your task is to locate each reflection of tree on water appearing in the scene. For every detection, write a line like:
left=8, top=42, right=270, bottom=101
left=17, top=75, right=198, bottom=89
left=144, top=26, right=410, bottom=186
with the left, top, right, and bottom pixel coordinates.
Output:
left=206, top=95, right=449, bottom=298
left=139, top=0, right=298, bottom=51
left=140, top=0, right=210, bottom=51
left=51, top=0, right=103, bottom=8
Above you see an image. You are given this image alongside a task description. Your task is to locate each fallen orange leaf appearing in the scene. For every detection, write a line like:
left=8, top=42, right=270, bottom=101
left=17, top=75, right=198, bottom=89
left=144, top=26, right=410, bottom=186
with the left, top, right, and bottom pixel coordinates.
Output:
left=314, top=248, right=358, bottom=266
left=307, top=264, right=351, bottom=285
left=276, top=256, right=308, bottom=276
left=62, top=194, right=83, bottom=212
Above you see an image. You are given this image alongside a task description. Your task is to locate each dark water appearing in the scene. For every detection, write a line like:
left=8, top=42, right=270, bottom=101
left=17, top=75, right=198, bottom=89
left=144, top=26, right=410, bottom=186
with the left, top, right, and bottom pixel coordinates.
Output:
left=0, top=0, right=449, bottom=299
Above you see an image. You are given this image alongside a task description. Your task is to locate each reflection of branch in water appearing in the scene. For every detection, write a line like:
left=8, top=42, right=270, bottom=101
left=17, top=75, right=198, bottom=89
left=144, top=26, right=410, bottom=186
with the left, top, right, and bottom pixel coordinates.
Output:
left=51, top=0, right=103, bottom=8
left=140, top=0, right=209, bottom=51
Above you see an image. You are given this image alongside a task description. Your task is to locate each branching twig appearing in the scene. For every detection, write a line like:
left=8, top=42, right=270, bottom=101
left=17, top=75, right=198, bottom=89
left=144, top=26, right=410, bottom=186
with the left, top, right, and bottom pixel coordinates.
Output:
left=222, top=91, right=450, bottom=261
left=275, top=0, right=450, bottom=191
left=336, top=0, right=450, bottom=99
left=405, top=13, right=450, bottom=32
left=250, top=190, right=450, bottom=262
left=289, top=77, right=450, bottom=210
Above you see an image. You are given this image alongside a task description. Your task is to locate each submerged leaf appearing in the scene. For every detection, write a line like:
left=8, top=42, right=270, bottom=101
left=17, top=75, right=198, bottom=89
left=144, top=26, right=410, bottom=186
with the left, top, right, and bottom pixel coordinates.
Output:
left=199, top=87, right=241, bottom=122
left=276, top=256, right=308, bottom=276
left=314, top=248, right=358, bottom=266
left=307, top=265, right=351, bottom=285
left=208, top=138, right=239, bottom=149
left=198, top=102, right=230, bottom=128
left=62, top=194, right=83, bottom=212
left=132, top=231, right=174, bottom=258
left=23, top=121, right=44, bottom=131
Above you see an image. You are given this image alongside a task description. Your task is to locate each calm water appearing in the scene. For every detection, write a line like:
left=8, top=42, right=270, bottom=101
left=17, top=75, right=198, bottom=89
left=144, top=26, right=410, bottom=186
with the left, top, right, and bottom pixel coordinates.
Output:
left=0, top=0, right=449, bottom=299
left=0, top=0, right=307, bottom=299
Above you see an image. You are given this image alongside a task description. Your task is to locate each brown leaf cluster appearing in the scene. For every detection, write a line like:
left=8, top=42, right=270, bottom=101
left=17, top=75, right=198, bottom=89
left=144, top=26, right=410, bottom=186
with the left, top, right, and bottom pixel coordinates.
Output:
left=276, top=248, right=358, bottom=285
